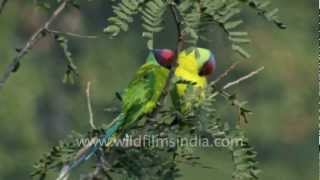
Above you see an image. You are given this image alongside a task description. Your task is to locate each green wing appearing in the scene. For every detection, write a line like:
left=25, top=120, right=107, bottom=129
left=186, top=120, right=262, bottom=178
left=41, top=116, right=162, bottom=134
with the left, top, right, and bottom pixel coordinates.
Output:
left=121, top=63, right=169, bottom=127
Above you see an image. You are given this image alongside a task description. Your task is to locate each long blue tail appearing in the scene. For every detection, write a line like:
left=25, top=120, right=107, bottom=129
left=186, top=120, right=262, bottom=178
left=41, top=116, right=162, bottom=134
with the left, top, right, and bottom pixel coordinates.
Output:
left=57, top=114, right=125, bottom=179
left=82, top=113, right=125, bottom=161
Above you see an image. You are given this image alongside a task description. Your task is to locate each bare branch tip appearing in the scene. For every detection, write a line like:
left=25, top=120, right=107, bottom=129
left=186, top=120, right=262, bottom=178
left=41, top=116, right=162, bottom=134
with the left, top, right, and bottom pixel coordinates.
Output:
left=86, top=81, right=96, bottom=129
left=222, top=66, right=265, bottom=90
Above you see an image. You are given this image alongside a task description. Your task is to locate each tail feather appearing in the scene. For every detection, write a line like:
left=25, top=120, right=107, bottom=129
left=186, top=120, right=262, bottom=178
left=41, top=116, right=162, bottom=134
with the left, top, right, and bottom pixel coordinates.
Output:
left=84, top=114, right=124, bottom=161
left=58, top=114, right=125, bottom=180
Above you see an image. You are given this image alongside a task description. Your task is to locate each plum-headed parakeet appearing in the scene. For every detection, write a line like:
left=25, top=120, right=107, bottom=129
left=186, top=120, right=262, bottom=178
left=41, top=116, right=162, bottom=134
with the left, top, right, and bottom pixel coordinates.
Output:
left=172, top=48, right=216, bottom=111
left=59, top=49, right=175, bottom=176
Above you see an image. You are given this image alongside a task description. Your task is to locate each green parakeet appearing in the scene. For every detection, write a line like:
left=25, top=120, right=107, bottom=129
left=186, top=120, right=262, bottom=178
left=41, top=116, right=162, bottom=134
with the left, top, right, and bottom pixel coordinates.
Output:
left=58, top=49, right=175, bottom=177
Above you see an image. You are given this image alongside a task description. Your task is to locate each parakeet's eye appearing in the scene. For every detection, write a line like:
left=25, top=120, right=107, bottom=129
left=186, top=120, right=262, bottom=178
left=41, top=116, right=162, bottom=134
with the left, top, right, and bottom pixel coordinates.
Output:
left=153, top=49, right=175, bottom=68
left=199, top=55, right=216, bottom=76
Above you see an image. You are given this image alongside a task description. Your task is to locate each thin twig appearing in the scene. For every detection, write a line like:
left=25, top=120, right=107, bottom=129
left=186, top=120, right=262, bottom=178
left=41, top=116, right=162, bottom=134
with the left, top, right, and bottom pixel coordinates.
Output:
left=0, top=0, right=69, bottom=91
left=0, top=0, right=8, bottom=15
left=223, top=66, right=264, bottom=90
left=211, top=66, right=265, bottom=124
left=211, top=61, right=243, bottom=85
left=86, top=81, right=96, bottom=129
left=47, top=29, right=98, bottom=39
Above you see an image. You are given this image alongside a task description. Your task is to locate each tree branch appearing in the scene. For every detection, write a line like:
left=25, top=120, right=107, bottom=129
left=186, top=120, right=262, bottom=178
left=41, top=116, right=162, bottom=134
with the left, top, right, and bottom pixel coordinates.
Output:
left=0, top=0, right=69, bottom=91
left=222, top=66, right=264, bottom=90
left=47, top=29, right=98, bottom=39
left=86, top=81, right=96, bottom=129
left=0, top=0, right=8, bottom=15
left=211, top=60, right=243, bottom=85
left=212, top=66, right=265, bottom=124
left=81, top=151, right=110, bottom=180
left=153, top=2, right=183, bottom=115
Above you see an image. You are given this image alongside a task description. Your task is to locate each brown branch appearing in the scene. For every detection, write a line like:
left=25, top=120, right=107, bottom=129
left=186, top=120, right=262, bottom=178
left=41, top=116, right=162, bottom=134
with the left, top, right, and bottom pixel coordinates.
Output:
left=0, top=0, right=69, bottom=91
left=211, top=60, right=243, bottom=85
left=152, top=2, right=184, bottom=116
left=47, top=29, right=98, bottom=39
left=0, top=0, right=8, bottom=15
left=212, top=66, right=264, bottom=124
left=86, top=81, right=96, bottom=129
left=81, top=152, right=110, bottom=180
left=222, top=66, right=264, bottom=90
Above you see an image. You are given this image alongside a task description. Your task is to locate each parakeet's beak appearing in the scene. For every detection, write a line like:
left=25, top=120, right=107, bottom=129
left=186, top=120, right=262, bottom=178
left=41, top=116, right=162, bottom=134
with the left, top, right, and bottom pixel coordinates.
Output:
left=153, top=49, right=175, bottom=69
left=199, top=56, right=216, bottom=76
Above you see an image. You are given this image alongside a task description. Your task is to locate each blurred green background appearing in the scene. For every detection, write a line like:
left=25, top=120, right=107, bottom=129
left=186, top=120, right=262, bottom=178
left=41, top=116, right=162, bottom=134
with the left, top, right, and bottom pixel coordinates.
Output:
left=0, top=0, right=316, bottom=179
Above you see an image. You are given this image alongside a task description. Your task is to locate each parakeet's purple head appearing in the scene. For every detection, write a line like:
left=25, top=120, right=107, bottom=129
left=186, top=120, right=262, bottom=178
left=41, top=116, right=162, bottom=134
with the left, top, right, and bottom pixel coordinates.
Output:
left=153, top=49, right=175, bottom=68
left=199, top=53, right=216, bottom=76
left=194, top=48, right=216, bottom=76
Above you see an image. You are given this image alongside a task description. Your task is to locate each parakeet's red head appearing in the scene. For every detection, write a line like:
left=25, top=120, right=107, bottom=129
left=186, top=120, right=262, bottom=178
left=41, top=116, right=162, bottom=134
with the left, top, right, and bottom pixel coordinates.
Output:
left=153, top=49, right=175, bottom=68
left=199, top=54, right=216, bottom=76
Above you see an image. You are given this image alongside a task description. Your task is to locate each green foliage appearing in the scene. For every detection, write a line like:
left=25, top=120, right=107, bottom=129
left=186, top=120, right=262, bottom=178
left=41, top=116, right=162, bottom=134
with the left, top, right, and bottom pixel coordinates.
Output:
left=28, top=0, right=285, bottom=180
left=104, top=0, right=168, bottom=49
left=195, top=83, right=259, bottom=180
left=104, top=0, right=144, bottom=36
left=186, top=0, right=286, bottom=58
left=141, top=0, right=168, bottom=49
left=31, top=132, right=80, bottom=179
left=0, top=0, right=315, bottom=180
left=229, top=130, right=260, bottom=180
left=52, top=34, right=79, bottom=84
left=238, top=0, right=286, bottom=29
left=32, top=80, right=259, bottom=180
left=177, top=0, right=201, bottom=44
left=104, top=0, right=285, bottom=57
left=31, top=130, right=103, bottom=179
